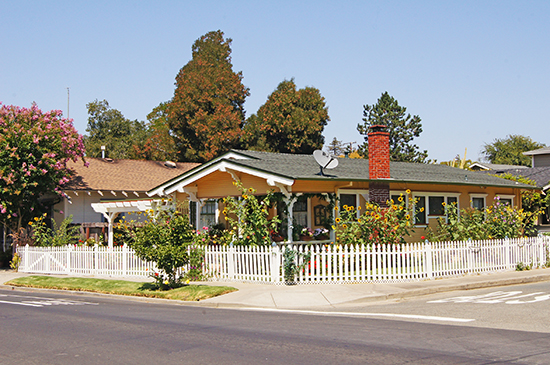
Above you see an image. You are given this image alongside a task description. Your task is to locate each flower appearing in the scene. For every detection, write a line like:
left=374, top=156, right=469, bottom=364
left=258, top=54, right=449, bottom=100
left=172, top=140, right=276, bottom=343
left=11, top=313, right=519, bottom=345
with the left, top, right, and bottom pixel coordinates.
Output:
left=406, top=189, right=411, bottom=194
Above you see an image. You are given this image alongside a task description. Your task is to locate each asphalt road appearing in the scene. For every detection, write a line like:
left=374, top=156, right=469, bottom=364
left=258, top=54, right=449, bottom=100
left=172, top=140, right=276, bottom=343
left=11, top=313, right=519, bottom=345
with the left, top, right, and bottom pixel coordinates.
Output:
left=1, top=288, right=549, bottom=364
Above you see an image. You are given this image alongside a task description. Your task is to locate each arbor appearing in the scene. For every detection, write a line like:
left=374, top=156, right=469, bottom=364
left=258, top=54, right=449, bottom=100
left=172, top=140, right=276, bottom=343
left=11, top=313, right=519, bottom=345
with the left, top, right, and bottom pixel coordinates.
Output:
left=481, top=135, right=545, bottom=167
left=0, top=103, right=86, bottom=231
left=357, top=92, right=428, bottom=163
left=243, top=79, right=329, bottom=154
left=84, top=100, right=147, bottom=159
left=169, top=30, right=249, bottom=162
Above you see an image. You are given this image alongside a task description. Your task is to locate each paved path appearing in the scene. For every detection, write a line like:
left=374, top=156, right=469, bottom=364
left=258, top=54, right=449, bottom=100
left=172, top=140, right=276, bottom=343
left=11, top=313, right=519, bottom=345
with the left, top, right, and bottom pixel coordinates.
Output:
left=2, top=268, right=550, bottom=311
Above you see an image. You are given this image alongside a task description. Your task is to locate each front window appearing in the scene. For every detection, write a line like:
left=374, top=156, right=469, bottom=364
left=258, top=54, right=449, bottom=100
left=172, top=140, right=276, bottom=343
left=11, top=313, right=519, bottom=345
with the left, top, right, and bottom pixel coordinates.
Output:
left=472, top=197, right=485, bottom=210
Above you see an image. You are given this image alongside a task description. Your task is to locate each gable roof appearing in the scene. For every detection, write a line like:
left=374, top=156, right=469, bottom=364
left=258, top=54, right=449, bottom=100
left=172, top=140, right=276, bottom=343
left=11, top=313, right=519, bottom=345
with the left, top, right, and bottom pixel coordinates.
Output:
left=523, top=147, right=550, bottom=156
left=149, top=150, right=534, bottom=196
left=65, top=158, right=200, bottom=192
left=488, top=166, right=550, bottom=190
left=469, top=162, right=528, bottom=172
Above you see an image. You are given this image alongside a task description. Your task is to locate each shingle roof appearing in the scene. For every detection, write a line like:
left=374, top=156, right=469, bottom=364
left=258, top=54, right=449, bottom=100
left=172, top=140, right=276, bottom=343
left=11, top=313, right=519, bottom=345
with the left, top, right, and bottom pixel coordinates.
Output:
left=489, top=167, right=550, bottom=189
left=64, top=158, right=200, bottom=192
left=469, top=162, right=528, bottom=171
left=523, top=147, right=550, bottom=156
left=228, top=150, right=533, bottom=189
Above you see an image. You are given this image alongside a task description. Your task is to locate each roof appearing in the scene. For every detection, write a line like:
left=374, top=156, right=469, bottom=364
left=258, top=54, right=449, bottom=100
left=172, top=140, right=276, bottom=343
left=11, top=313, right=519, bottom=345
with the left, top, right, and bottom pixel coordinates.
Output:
left=523, top=147, right=550, bottom=156
left=149, top=150, right=534, bottom=195
left=469, top=162, right=528, bottom=172
left=489, top=166, right=550, bottom=190
left=65, top=158, right=200, bottom=192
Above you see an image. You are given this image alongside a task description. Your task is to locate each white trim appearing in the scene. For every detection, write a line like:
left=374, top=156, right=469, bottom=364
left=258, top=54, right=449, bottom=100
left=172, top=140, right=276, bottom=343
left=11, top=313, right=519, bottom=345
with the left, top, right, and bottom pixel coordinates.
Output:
left=469, top=193, right=487, bottom=210
left=154, top=160, right=295, bottom=197
left=412, top=192, right=461, bottom=225
left=496, top=194, right=515, bottom=206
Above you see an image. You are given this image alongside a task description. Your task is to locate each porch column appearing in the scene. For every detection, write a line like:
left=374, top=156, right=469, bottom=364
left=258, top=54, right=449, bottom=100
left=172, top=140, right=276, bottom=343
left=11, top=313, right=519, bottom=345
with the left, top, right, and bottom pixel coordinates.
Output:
left=286, top=198, right=295, bottom=242
left=103, top=212, right=119, bottom=248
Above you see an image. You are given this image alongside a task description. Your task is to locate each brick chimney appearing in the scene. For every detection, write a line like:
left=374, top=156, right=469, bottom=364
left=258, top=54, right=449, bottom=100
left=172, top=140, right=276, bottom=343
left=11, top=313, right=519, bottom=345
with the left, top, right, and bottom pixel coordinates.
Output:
left=368, top=125, right=390, bottom=207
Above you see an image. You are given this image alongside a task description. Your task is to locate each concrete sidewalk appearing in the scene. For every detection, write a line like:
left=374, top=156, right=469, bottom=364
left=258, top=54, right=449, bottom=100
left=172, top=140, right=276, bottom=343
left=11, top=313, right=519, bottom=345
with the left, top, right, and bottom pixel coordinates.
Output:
left=2, top=268, right=550, bottom=310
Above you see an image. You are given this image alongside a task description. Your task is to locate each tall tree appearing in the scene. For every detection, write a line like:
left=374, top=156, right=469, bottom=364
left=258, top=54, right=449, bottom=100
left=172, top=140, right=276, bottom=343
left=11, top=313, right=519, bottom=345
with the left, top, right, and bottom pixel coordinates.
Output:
left=243, top=79, right=329, bottom=154
left=0, top=103, right=86, bottom=231
left=326, top=137, right=344, bottom=156
left=84, top=99, right=146, bottom=159
left=481, top=135, right=545, bottom=167
left=131, top=102, right=178, bottom=161
left=169, top=30, right=249, bottom=162
left=357, top=92, right=428, bottom=163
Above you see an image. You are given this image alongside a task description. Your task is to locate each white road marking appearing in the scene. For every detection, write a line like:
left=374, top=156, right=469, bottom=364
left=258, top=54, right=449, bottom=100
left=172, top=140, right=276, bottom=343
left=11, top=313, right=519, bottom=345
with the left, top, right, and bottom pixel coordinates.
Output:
left=0, top=300, right=43, bottom=307
left=238, top=307, right=475, bottom=323
left=0, top=294, right=99, bottom=307
left=428, top=291, right=550, bottom=304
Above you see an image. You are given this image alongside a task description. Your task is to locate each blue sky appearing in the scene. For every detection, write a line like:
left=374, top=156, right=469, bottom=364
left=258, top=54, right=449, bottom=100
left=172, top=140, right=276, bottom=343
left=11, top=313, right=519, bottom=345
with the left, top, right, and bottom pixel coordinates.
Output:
left=1, top=0, right=548, bottom=162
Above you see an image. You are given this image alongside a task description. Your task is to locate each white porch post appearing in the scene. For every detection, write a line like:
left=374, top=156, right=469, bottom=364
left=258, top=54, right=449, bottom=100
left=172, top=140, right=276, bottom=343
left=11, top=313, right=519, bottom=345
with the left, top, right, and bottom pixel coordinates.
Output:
left=286, top=198, right=295, bottom=242
left=104, top=212, right=119, bottom=248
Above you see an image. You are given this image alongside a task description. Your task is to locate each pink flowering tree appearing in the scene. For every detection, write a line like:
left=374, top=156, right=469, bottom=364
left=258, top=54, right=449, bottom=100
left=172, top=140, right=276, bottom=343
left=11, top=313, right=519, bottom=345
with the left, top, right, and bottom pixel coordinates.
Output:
left=0, top=103, right=86, bottom=232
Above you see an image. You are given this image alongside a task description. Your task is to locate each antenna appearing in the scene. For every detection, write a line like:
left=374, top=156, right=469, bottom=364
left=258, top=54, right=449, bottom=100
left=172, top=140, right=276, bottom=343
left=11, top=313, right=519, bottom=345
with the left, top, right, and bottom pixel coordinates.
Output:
left=313, top=150, right=338, bottom=176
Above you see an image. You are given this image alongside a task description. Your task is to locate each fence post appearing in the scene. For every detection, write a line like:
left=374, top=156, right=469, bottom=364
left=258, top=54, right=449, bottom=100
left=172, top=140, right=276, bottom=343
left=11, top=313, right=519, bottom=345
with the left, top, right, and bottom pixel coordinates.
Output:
left=505, top=237, right=510, bottom=270
left=271, top=242, right=280, bottom=283
left=66, top=245, right=71, bottom=274
left=22, top=245, right=28, bottom=272
left=228, top=243, right=235, bottom=280
left=94, top=244, right=99, bottom=276
left=123, top=244, right=128, bottom=277
left=425, top=239, right=433, bottom=280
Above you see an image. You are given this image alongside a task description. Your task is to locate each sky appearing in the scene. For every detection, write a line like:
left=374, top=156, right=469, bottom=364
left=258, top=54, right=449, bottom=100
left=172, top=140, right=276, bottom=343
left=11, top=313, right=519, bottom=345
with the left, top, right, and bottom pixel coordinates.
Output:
left=1, top=0, right=549, bottom=162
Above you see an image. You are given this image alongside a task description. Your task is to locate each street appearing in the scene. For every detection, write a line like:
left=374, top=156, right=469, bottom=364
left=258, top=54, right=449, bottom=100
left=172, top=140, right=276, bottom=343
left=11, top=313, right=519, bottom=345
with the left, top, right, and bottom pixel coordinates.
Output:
left=1, top=285, right=550, bottom=364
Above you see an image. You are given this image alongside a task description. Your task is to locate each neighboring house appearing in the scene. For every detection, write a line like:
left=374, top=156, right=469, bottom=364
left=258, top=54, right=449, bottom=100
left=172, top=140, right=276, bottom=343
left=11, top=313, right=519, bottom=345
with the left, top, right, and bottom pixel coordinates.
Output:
left=469, top=162, right=528, bottom=172
left=55, top=158, right=199, bottom=245
left=524, top=147, right=550, bottom=168
left=148, top=126, right=535, bottom=242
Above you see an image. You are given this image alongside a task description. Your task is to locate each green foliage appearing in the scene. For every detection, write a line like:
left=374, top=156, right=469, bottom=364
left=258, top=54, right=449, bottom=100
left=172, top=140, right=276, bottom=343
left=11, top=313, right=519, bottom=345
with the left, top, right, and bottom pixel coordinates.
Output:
left=333, top=193, right=416, bottom=246
left=184, top=246, right=206, bottom=281
left=439, top=149, right=473, bottom=170
left=10, top=252, right=21, bottom=271
left=327, top=137, right=345, bottom=156
left=132, top=102, right=178, bottom=161
left=127, top=210, right=195, bottom=289
left=515, top=261, right=532, bottom=271
left=282, top=247, right=311, bottom=283
left=481, top=135, right=545, bottom=167
left=0, top=103, right=86, bottom=231
left=29, top=214, right=81, bottom=247
left=222, top=182, right=281, bottom=246
left=357, top=92, right=428, bottom=163
left=169, top=30, right=249, bottom=162
left=494, top=173, right=548, bottom=236
left=243, top=79, right=329, bottom=154
left=428, top=198, right=525, bottom=242
left=84, top=99, right=148, bottom=159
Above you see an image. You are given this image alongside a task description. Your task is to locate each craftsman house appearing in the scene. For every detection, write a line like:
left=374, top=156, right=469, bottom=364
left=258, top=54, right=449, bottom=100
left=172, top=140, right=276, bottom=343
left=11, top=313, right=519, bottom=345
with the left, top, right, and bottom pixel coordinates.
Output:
left=148, top=126, right=534, bottom=242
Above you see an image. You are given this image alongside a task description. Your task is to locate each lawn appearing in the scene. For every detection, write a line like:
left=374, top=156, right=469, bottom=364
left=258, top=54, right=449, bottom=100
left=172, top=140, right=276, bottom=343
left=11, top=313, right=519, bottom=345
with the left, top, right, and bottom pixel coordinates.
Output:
left=5, top=276, right=237, bottom=301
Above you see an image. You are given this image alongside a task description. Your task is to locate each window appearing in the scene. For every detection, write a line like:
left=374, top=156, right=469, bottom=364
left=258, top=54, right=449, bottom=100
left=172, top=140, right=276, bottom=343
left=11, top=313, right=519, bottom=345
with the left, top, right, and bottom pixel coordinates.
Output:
left=340, top=194, right=356, bottom=210
left=293, top=197, right=308, bottom=228
left=314, top=205, right=328, bottom=226
left=470, top=194, right=487, bottom=211
left=496, top=195, right=514, bottom=207
left=413, top=193, right=460, bottom=225
left=428, top=196, right=445, bottom=216
left=199, top=200, right=217, bottom=228
left=415, top=196, right=426, bottom=225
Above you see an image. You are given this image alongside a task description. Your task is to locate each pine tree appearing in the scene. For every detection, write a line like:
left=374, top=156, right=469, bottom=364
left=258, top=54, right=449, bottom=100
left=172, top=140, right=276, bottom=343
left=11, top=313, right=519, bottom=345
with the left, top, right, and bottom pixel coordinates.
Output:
left=357, top=92, right=428, bottom=163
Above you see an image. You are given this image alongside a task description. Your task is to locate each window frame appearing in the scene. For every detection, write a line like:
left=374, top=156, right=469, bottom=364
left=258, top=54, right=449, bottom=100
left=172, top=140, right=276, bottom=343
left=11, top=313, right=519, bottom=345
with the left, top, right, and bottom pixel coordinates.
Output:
left=412, top=192, right=461, bottom=226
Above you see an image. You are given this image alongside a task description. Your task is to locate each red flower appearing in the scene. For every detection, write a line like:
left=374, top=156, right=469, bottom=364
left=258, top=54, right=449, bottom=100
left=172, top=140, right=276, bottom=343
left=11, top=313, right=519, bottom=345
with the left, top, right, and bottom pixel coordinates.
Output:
left=421, top=236, right=425, bottom=240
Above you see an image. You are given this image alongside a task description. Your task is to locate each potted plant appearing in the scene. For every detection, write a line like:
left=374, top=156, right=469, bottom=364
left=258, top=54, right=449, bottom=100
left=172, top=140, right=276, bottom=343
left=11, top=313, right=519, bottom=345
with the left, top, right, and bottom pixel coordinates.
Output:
left=300, top=227, right=314, bottom=241
left=313, top=228, right=329, bottom=240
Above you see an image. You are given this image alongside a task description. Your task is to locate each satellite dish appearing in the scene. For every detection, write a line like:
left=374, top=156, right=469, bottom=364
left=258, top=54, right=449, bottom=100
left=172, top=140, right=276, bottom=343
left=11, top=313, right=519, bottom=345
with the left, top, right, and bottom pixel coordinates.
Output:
left=313, top=150, right=338, bottom=176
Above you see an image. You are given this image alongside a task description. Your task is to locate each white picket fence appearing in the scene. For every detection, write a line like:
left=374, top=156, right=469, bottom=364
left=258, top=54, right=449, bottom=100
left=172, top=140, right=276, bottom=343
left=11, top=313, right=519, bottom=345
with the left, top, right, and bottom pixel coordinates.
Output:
left=16, top=236, right=550, bottom=284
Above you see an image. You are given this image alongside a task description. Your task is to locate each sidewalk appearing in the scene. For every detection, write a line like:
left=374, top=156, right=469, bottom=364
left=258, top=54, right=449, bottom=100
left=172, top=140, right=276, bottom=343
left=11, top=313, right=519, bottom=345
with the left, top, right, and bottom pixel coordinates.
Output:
left=2, top=268, right=550, bottom=311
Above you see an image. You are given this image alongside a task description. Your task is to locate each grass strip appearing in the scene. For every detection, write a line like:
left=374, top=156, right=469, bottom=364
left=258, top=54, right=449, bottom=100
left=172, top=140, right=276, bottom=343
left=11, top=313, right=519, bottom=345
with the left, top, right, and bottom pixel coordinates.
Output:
left=5, top=276, right=237, bottom=301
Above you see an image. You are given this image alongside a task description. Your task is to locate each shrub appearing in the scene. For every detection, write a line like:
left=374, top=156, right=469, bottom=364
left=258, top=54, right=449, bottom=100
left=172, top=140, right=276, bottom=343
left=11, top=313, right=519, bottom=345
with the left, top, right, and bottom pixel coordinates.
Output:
left=127, top=210, right=195, bottom=289
left=28, top=214, right=81, bottom=246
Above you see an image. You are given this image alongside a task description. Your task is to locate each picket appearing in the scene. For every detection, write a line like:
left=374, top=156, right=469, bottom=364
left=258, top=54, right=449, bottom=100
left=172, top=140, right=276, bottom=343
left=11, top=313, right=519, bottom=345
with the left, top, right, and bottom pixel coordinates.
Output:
left=16, top=235, right=550, bottom=284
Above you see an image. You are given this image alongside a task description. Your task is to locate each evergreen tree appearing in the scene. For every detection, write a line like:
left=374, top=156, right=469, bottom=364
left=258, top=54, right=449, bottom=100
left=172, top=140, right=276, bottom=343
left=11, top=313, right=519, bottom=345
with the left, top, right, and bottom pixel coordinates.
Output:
left=169, top=30, right=249, bottom=162
left=357, top=92, right=427, bottom=163
left=243, top=79, right=329, bottom=154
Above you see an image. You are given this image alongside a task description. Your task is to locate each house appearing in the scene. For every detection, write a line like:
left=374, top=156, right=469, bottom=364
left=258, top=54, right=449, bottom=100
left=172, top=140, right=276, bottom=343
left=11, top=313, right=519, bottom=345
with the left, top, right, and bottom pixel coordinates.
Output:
left=147, top=126, right=534, bottom=242
left=469, top=162, right=528, bottom=172
left=54, top=158, right=199, bottom=246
